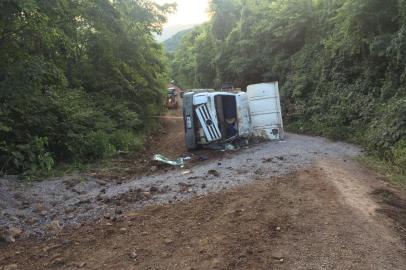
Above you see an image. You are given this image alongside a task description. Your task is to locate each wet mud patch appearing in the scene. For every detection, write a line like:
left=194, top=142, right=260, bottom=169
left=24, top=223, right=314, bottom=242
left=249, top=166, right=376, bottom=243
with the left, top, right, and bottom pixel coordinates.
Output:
left=372, top=188, right=406, bottom=241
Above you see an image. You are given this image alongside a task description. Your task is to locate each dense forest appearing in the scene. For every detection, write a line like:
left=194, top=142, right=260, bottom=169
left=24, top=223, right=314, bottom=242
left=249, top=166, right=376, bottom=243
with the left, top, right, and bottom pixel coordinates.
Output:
left=170, top=0, right=406, bottom=172
left=1, top=0, right=405, bottom=177
left=0, top=0, right=173, bottom=176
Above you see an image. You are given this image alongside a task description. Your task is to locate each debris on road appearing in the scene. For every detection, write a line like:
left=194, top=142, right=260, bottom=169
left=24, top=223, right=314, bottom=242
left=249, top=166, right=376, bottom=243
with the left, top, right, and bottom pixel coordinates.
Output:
left=178, top=182, right=194, bottom=193
left=3, top=264, right=18, bottom=270
left=271, top=251, right=285, bottom=260
left=181, top=170, right=192, bottom=175
left=1, top=227, right=22, bottom=243
left=178, top=182, right=194, bottom=188
left=78, top=262, right=87, bottom=268
left=208, top=169, right=220, bottom=177
left=149, top=186, right=159, bottom=193
left=153, top=154, right=185, bottom=167
left=129, top=251, right=138, bottom=259
left=47, top=220, right=62, bottom=231
left=142, top=192, right=152, bottom=200
left=224, top=143, right=237, bottom=151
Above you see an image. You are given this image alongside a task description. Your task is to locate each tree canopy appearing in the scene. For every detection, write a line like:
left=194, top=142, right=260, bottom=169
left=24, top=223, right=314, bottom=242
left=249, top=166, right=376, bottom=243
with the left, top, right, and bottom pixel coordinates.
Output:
left=170, top=0, right=406, bottom=172
left=0, top=0, right=173, bottom=176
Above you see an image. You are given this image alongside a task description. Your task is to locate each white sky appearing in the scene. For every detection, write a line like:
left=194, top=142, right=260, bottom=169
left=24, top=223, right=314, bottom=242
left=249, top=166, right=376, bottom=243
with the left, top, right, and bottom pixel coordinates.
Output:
left=153, top=0, right=210, bottom=26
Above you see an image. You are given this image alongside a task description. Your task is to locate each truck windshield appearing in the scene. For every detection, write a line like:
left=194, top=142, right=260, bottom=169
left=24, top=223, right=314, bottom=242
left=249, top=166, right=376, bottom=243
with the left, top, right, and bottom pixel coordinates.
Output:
left=214, top=95, right=238, bottom=140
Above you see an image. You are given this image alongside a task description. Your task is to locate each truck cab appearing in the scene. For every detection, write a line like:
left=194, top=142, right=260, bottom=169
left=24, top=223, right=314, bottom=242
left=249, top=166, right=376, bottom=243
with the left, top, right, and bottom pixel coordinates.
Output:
left=166, top=87, right=179, bottom=109
left=183, top=82, right=284, bottom=150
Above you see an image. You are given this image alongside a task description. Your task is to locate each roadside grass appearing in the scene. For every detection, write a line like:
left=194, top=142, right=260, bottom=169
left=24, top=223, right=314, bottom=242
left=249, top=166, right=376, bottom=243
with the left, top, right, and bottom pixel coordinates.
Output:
left=15, top=147, right=146, bottom=182
left=286, top=125, right=406, bottom=189
left=12, top=130, right=151, bottom=182
left=49, top=150, right=146, bottom=179
left=16, top=160, right=109, bottom=182
left=358, top=155, right=406, bottom=189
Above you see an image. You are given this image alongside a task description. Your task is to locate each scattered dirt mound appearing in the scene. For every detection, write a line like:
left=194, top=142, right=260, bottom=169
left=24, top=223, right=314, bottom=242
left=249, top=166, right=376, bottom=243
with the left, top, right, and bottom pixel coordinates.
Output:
left=1, top=163, right=405, bottom=270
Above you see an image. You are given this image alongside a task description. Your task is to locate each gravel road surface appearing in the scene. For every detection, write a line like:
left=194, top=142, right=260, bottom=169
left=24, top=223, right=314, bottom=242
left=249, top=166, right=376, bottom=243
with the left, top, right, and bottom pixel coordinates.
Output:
left=0, top=133, right=360, bottom=238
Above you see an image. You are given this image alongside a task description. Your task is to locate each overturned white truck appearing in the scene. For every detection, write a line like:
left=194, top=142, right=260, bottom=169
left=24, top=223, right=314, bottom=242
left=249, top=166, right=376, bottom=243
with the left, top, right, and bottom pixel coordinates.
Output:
left=183, top=82, right=284, bottom=150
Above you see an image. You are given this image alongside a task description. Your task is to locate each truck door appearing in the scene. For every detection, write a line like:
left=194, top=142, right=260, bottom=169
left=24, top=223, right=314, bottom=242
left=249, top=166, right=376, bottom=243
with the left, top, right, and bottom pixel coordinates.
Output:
left=247, top=82, right=284, bottom=140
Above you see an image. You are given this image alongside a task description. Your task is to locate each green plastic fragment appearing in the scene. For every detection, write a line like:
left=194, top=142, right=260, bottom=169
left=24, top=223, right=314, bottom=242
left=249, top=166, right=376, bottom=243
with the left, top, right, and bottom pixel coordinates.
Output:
left=153, top=154, right=185, bottom=166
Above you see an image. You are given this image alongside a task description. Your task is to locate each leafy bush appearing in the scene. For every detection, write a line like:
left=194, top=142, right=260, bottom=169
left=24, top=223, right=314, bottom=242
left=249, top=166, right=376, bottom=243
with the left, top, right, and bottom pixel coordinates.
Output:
left=110, top=130, right=144, bottom=152
left=393, top=140, right=406, bottom=173
left=0, top=137, right=54, bottom=177
left=366, top=99, right=406, bottom=161
left=81, top=131, right=116, bottom=160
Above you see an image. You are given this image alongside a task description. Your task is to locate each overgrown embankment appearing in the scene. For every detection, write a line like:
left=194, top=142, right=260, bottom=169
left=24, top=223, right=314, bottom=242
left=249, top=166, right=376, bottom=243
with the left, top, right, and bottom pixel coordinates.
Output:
left=0, top=0, right=173, bottom=176
left=169, top=0, right=406, bottom=176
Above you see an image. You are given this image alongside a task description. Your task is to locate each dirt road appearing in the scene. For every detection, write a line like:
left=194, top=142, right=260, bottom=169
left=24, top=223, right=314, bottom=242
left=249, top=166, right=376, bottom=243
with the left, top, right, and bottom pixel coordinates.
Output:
left=1, top=109, right=406, bottom=269
left=1, top=159, right=406, bottom=270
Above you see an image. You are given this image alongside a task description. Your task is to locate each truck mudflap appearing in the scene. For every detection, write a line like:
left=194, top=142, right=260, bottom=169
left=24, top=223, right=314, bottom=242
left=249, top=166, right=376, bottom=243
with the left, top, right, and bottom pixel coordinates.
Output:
left=195, top=104, right=222, bottom=143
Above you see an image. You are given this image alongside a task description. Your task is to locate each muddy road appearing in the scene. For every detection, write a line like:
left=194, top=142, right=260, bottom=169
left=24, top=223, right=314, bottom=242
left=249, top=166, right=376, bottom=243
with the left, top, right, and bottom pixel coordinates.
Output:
left=1, top=109, right=406, bottom=269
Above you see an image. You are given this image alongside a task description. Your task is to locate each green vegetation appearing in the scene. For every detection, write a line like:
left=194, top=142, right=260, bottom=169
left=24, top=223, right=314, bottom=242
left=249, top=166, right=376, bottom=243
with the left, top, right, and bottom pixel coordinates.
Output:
left=0, top=0, right=174, bottom=176
left=359, top=156, right=406, bottom=188
left=170, top=0, right=406, bottom=174
left=2, top=0, right=405, bottom=179
left=163, top=28, right=193, bottom=53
